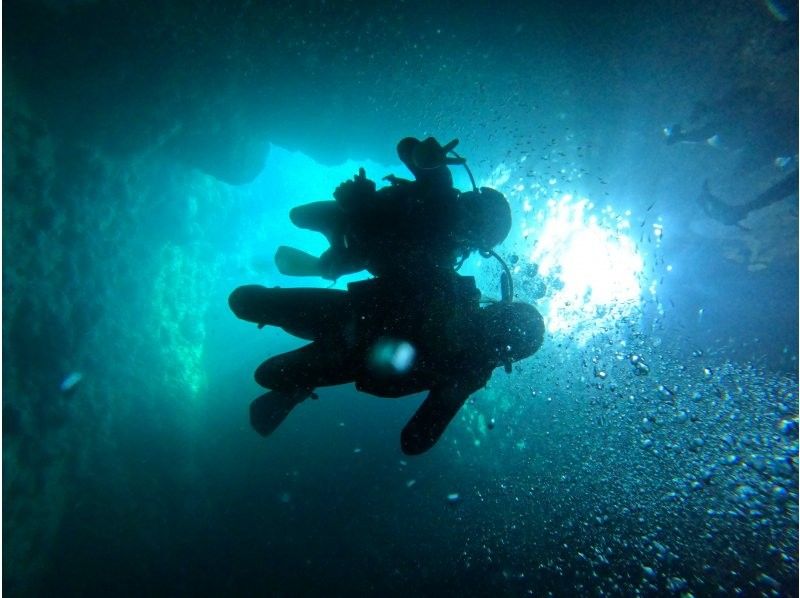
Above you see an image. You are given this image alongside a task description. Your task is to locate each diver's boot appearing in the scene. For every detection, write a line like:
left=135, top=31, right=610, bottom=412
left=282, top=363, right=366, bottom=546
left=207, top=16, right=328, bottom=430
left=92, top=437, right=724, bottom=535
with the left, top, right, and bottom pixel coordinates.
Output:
left=249, top=389, right=313, bottom=437
left=274, top=246, right=325, bottom=277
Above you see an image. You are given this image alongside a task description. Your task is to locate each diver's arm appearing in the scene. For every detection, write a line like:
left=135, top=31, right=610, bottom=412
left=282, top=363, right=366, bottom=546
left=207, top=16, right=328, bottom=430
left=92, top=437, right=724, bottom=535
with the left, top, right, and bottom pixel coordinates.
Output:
left=382, top=174, right=413, bottom=186
left=400, top=384, right=471, bottom=455
left=288, top=201, right=347, bottom=246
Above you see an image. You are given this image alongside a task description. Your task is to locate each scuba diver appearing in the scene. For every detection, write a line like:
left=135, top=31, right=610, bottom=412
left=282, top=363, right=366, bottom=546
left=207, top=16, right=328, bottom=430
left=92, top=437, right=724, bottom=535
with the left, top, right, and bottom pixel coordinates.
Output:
left=664, top=87, right=778, bottom=149
left=665, top=85, right=797, bottom=229
left=229, top=272, right=544, bottom=455
left=274, top=137, right=512, bottom=282
left=663, top=86, right=797, bottom=172
left=698, top=169, right=798, bottom=226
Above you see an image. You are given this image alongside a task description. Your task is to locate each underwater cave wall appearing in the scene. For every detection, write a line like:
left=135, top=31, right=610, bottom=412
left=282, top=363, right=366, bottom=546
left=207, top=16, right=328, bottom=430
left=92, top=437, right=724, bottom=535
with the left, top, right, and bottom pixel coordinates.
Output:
left=2, top=86, right=239, bottom=593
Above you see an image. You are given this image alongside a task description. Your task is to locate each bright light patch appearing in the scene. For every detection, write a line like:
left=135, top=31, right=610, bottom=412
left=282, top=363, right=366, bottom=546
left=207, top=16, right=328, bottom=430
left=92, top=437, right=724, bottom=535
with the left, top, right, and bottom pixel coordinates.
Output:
left=530, top=195, right=644, bottom=342
left=368, top=338, right=416, bottom=374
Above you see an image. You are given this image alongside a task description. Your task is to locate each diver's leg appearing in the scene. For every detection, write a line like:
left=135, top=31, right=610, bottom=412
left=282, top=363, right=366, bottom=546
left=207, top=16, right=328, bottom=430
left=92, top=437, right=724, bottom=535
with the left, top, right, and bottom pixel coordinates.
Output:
left=746, top=169, right=798, bottom=212
left=275, top=245, right=367, bottom=280
left=274, top=245, right=328, bottom=278
left=317, top=247, right=369, bottom=279
left=228, top=285, right=349, bottom=339
left=289, top=201, right=347, bottom=246
left=249, top=342, right=358, bottom=436
left=276, top=201, right=357, bottom=280
left=254, top=342, right=358, bottom=390
left=400, top=386, right=470, bottom=455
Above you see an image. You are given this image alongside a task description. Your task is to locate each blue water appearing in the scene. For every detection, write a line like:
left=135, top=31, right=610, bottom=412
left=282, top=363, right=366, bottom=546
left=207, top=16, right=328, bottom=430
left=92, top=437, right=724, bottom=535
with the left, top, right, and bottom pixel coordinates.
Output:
left=4, top=1, right=798, bottom=596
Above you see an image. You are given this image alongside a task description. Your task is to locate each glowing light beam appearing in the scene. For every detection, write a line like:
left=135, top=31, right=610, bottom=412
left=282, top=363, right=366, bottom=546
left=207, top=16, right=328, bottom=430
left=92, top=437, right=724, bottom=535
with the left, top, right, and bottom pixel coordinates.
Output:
left=529, top=195, right=645, bottom=343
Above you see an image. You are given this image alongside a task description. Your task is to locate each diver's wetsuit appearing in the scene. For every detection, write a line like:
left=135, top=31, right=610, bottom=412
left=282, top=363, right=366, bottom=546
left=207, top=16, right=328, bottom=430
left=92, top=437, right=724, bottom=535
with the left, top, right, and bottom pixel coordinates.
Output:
left=229, top=273, right=517, bottom=454
left=276, top=137, right=513, bottom=282
left=285, top=164, right=464, bottom=281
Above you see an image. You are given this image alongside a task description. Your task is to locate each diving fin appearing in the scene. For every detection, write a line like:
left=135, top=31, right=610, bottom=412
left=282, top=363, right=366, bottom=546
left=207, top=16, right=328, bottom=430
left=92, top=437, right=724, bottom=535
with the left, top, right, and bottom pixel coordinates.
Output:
left=249, top=389, right=310, bottom=437
left=275, top=245, right=324, bottom=277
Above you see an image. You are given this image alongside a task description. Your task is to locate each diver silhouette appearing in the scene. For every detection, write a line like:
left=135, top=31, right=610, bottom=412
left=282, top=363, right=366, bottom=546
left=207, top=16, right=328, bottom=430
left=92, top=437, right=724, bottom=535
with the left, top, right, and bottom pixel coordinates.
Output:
left=229, top=272, right=544, bottom=455
left=698, top=170, right=798, bottom=226
left=274, top=137, right=512, bottom=282
left=663, top=85, right=797, bottom=172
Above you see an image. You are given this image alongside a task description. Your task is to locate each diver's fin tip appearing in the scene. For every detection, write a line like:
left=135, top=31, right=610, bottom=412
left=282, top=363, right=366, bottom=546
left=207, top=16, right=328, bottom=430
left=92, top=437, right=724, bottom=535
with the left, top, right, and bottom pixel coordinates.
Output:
left=249, top=390, right=308, bottom=437
left=274, top=246, right=324, bottom=277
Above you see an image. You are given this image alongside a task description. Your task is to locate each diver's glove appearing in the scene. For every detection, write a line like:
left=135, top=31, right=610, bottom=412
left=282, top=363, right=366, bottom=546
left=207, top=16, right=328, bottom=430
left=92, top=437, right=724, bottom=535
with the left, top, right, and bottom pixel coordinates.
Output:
left=334, top=167, right=376, bottom=212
